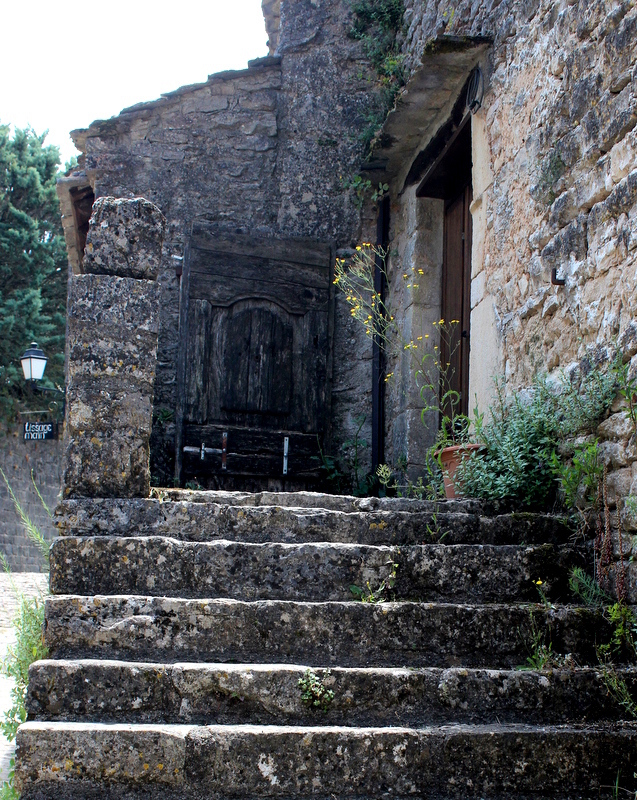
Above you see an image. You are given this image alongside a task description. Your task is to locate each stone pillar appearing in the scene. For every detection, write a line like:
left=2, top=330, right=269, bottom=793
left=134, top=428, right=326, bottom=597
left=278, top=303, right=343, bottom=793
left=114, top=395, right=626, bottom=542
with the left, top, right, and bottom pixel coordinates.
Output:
left=63, top=197, right=166, bottom=498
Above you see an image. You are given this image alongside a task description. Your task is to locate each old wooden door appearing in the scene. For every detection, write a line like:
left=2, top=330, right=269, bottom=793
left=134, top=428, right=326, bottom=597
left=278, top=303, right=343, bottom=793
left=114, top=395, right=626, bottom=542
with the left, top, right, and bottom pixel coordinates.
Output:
left=175, top=224, right=334, bottom=490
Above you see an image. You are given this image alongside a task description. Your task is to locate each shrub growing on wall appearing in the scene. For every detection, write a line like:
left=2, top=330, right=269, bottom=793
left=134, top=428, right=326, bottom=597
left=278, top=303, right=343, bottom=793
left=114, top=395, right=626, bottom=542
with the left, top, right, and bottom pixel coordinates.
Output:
left=0, top=125, right=67, bottom=420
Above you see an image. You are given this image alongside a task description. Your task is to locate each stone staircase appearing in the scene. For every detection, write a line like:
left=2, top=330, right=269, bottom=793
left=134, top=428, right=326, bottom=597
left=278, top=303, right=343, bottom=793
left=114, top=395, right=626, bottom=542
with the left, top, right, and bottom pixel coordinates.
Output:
left=15, top=490, right=637, bottom=799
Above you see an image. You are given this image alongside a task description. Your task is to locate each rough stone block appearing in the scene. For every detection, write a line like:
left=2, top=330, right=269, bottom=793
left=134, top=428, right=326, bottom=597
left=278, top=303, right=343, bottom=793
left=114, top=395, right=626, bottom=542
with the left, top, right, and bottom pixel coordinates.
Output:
left=15, top=722, right=187, bottom=793
left=64, top=376, right=154, bottom=498
left=66, top=275, right=159, bottom=385
left=82, top=197, right=166, bottom=280
left=540, top=216, right=588, bottom=273
left=27, top=659, right=637, bottom=726
left=63, top=273, right=160, bottom=499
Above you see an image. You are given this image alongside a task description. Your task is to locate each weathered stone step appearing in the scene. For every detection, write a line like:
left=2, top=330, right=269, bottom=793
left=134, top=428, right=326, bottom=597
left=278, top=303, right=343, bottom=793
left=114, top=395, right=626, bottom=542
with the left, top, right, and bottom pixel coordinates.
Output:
left=44, top=596, right=609, bottom=668
left=50, top=537, right=586, bottom=603
left=154, top=488, right=483, bottom=514
left=16, top=720, right=637, bottom=799
left=55, top=497, right=574, bottom=546
left=28, top=659, right=637, bottom=726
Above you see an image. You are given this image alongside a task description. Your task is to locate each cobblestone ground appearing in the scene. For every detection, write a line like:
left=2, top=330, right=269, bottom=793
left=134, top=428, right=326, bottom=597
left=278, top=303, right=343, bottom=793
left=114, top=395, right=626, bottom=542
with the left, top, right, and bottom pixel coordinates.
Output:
left=0, top=573, right=48, bottom=784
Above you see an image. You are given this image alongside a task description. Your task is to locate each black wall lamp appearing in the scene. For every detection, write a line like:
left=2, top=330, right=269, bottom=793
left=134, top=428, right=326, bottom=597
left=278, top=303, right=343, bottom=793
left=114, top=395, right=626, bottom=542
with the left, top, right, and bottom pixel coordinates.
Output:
left=21, top=342, right=65, bottom=414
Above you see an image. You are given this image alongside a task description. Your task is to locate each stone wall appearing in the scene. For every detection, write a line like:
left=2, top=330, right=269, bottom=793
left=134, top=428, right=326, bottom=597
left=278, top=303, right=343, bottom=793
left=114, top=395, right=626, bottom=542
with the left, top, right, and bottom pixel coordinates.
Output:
left=379, top=0, right=637, bottom=475
left=0, top=424, right=62, bottom=572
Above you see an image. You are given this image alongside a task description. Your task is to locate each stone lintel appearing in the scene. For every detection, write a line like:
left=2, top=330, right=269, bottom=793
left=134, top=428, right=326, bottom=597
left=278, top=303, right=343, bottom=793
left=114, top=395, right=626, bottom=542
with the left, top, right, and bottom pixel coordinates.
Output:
left=362, top=36, right=492, bottom=192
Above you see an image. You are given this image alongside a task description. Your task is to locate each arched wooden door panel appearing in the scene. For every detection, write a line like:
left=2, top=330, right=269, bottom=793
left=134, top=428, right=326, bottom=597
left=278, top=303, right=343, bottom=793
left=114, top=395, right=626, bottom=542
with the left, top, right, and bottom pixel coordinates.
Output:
left=176, top=225, right=334, bottom=490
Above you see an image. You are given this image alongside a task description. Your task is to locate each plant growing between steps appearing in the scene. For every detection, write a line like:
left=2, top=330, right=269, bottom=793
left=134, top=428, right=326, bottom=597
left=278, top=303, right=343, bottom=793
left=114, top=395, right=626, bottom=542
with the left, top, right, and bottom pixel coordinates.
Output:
left=518, top=611, right=571, bottom=671
left=350, top=558, right=398, bottom=602
left=313, top=415, right=375, bottom=496
left=298, top=669, right=335, bottom=712
left=569, top=567, right=637, bottom=722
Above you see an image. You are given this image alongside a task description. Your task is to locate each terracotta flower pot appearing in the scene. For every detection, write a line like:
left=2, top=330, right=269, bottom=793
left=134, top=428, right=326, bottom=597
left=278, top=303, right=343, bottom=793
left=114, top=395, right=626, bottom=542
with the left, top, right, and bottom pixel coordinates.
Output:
left=438, top=443, right=482, bottom=499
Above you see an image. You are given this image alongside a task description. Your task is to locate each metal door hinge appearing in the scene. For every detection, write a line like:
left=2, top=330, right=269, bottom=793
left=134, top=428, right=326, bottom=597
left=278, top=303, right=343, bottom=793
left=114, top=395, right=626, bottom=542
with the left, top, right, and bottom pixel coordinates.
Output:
left=283, top=436, right=289, bottom=475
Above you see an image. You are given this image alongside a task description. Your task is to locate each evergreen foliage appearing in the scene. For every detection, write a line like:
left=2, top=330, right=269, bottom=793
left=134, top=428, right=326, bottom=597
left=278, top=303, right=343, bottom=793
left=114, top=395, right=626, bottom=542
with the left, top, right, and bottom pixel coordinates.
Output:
left=0, top=124, right=67, bottom=420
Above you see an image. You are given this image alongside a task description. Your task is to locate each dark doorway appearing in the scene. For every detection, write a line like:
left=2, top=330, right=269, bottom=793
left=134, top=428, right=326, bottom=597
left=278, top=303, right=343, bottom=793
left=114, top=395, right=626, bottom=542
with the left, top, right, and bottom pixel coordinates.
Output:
left=417, top=115, right=472, bottom=416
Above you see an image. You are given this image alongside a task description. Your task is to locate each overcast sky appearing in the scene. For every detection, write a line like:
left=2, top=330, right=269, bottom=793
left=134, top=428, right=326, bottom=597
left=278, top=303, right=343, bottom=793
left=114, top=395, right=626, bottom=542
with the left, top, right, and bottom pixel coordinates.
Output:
left=1, top=0, right=269, bottom=165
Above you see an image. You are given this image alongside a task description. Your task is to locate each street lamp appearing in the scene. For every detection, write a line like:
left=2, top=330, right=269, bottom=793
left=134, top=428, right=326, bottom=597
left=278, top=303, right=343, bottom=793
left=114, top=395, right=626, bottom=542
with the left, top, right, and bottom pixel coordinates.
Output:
left=21, top=342, right=48, bottom=383
left=20, top=342, right=65, bottom=416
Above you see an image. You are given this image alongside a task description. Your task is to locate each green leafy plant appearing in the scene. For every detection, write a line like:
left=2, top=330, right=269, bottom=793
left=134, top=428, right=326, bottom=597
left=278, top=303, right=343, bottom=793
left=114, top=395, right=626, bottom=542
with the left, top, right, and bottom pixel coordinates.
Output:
left=349, top=0, right=406, bottom=154
left=615, top=360, right=637, bottom=437
left=569, top=566, right=612, bottom=608
left=554, top=439, right=604, bottom=512
left=298, top=668, right=335, bottom=712
left=340, top=175, right=389, bottom=209
left=458, top=360, right=620, bottom=509
left=153, top=406, right=175, bottom=425
left=0, top=761, right=18, bottom=800
left=415, top=320, right=468, bottom=447
left=518, top=612, right=566, bottom=671
left=313, top=436, right=346, bottom=494
left=341, top=414, right=372, bottom=496
left=532, top=578, right=553, bottom=610
left=1, top=591, right=48, bottom=740
left=597, top=654, right=637, bottom=721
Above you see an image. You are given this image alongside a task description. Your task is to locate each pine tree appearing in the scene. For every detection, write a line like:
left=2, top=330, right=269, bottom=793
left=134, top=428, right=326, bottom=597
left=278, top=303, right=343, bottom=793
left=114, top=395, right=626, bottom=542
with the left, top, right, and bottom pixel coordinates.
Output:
left=0, top=125, right=67, bottom=419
